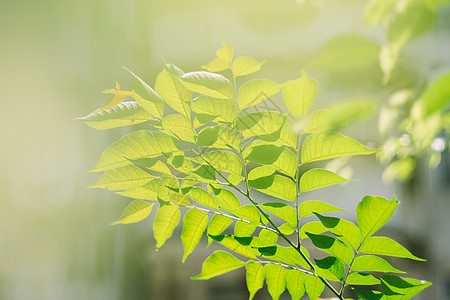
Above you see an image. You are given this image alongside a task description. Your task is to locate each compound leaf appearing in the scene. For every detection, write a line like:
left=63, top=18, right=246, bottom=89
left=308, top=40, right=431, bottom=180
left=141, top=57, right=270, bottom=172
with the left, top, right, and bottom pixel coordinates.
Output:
left=202, top=58, right=230, bottom=72
left=89, top=165, right=154, bottom=191
left=181, top=208, right=209, bottom=262
left=314, top=213, right=361, bottom=250
left=153, top=204, right=181, bottom=250
left=116, top=178, right=159, bottom=200
left=202, top=150, right=242, bottom=176
left=306, top=233, right=354, bottom=265
left=259, top=202, right=297, bottom=227
left=111, top=200, right=154, bottom=225
left=192, top=250, right=245, bottom=280
left=300, top=221, right=327, bottom=239
left=380, top=275, right=432, bottom=300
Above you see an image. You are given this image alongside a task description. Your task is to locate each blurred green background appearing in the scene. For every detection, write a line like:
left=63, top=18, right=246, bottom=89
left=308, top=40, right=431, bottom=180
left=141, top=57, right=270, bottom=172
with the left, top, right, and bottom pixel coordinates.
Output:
left=1, top=0, right=449, bottom=299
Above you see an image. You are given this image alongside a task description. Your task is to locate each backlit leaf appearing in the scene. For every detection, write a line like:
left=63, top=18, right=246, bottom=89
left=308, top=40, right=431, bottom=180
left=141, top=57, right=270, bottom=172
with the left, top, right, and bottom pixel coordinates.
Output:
left=232, top=56, right=265, bottom=76
left=89, top=165, right=154, bottom=191
left=359, top=236, right=425, bottom=261
left=259, top=202, right=297, bottom=227
left=352, top=288, right=384, bottom=300
left=202, top=58, right=230, bottom=72
left=192, top=96, right=238, bottom=123
left=234, top=220, right=256, bottom=237
left=229, top=205, right=260, bottom=223
left=180, top=71, right=233, bottom=99
left=248, top=171, right=296, bottom=202
left=380, top=275, right=432, bottom=300
left=301, top=132, right=378, bottom=164
left=207, top=214, right=233, bottom=245
left=237, top=79, right=281, bottom=110
left=111, top=200, right=154, bottom=225
left=299, top=200, right=347, bottom=218
left=157, top=176, right=189, bottom=206
left=161, top=114, right=196, bottom=143
left=300, top=168, right=351, bottom=193
left=421, top=72, right=450, bottom=116
left=300, top=221, right=327, bottom=239
left=186, top=187, right=218, bottom=209
left=116, top=178, right=159, bottom=200
left=282, top=71, right=318, bottom=118
left=181, top=208, right=209, bottom=262
left=101, top=87, right=132, bottom=110
left=211, top=235, right=257, bottom=259
left=314, top=213, right=361, bottom=249
left=285, top=269, right=306, bottom=300
left=264, top=263, right=286, bottom=300
left=202, top=150, right=242, bottom=176
left=192, top=251, right=245, bottom=280
left=304, top=274, right=324, bottom=300
left=356, top=195, right=398, bottom=241
left=351, top=255, right=405, bottom=273
left=306, top=233, right=354, bottom=264
left=216, top=42, right=234, bottom=63
left=197, top=125, right=240, bottom=149
left=153, top=204, right=180, bottom=250
left=211, top=188, right=241, bottom=210
left=246, top=261, right=265, bottom=300
left=315, top=256, right=345, bottom=281
left=346, top=272, right=380, bottom=286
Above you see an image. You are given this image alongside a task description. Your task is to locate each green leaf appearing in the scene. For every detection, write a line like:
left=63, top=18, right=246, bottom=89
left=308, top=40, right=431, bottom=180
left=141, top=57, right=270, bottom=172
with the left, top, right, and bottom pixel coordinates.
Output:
left=216, top=41, right=234, bottom=63
left=300, top=168, right=351, bottom=193
left=197, top=125, right=240, bottom=149
left=352, top=288, right=384, bottom=300
left=157, top=176, right=190, bottom=206
left=243, top=141, right=297, bottom=177
left=180, top=71, right=233, bottom=99
left=269, top=246, right=311, bottom=269
left=91, top=130, right=180, bottom=172
left=300, top=221, right=327, bottom=239
left=201, top=58, right=230, bottom=72
left=192, top=96, right=238, bottom=123
left=264, top=263, right=286, bottom=300
left=285, top=269, right=306, bottom=300
left=100, top=85, right=132, bottom=110
left=282, top=71, right=318, bottom=118
left=192, top=250, right=245, bottom=280
left=161, top=114, right=196, bottom=143
left=211, top=188, right=241, bottom=210
left=248, top=173, right=296, bottom=202
left=89, top=165, right=154, bottom=191
left=228, top=173, right=243, bottom=185
left=421, top=72, right=450, bottom=116
left=364, top=0, right=396, bottom=26
left=78, top=101, right=154, bottom=130
left=237, top=79, right=281, bottom=110
left=351, top=255, right=405, bottom=273
left=306, top=233, right=354, bottom=265
left=128, top=157, right=172, bottom=175
left=181, top=208, right=209, bottom=262
left=346, top=272, right=380, bottom=286
left=229, top=205, right=261, bottom=223
left=245, top=261, right=265, bottom=300
left=359, top=236, right=425, bottom=261
left=301, top=132, right=378, bottom=164
left=153, top=204, right=181, bottom=250
left=380, top=275, right=432, bottom=299
left=111, top=200, right=154, bottom=225
left=186, top=187, right=218, bottom=209
left=356, top=195, right=399, bottom=241
left=126, top=68, right=164, bottom=118
left=207, top=214, right=233, bottom=245
left=202, top=150, right=242, bottom=176
left=304, top=274, right=324, bottom=300
left=232, top=56, right=265, bottom=76
left=155, top=65, right=192, bottom=118
left=259, top=203, right=297, bottom=227
left=251, top=229, right=278, bottom=247
left=210, top=235, right=257, bottom=259
left=234, top=220, right=256, bottom=237
left=236, top=111, right=297, bottom=148
left=116, top=178, right=159, bottom=200
left=299, top=200, right=347, bottom=218
left=314, top=256, right=346, bottom=281
left=279, top=223, right=295, bottom=235
left=314, top=213, right=361, bottom=250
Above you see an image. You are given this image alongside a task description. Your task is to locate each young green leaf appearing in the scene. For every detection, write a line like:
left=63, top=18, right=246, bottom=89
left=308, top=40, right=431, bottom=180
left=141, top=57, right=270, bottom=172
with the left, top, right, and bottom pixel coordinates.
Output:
left=207, top=214, right=233, bottom=245
left=359, top=236, right=425, bottom=261
left=216, top=42, right=234, bottom=63
left=111, top=200, right=155, bottom=225
left=126, top=68, right=164, bottom=118
left=191, top=96, right=238, bottom=123
left=181, top=208, right=209, bottom=262
left=421, top=72, right=450, bottom=116
left=248, top=174, right=296, bottom=202
left=201, top=58, right=230, bottom=72
left=259, top=202, right=297, bottom=227
left=245, top=261, right=265, bottom=300
left=314, top=213, right=361, bottom=249
left=270, top=246, right=311, bottom=269
left=212, top=188, right=241, bottom=210
left=91, top=130, right=180, bottom=172
left=264, top=263, right=286, bottom=300
left=155, top=65, right=192, bottom=118
left=196, top=125, right=240, bottom=149
left=232, top=56, right=265, bottom=77
left=356, top=195, right=399, bottom=241
left=300, top=221, right=328, bottom=239
left=186, top=187, right=218, bottom=209
left=78, top=101, right=154, bottom=130
left=314, top=256, right=346, bottom=281
left=304, top=274, right=324, bottom=300
left=116, top=178, right=159, bottom=200
left=301, top=132, right=378, bottom=164
left=161, top=114, right=196, bottom=143
left=351, top=255, right=405, bottom=273
left=282, top=70, right=318, bottom=119
left=346, top=272, right=380, bottom=286
left=285, top=269, right=306, bottom=300
left=192, top=250, right=245, bottom=280
left=300, top=168, right=351, bottom=193
left=380, top=275, right=432, bottom=299
left=237, top=79, right=281, bottom=110
left=352, top=288, right=384, bottom=300
left=212, top=235, right=257, bottom=259
left=251, top=229, right=278, bottom=247
left=180, top=71, right=233, bottom=99
left=157, top=176, right=190, bottom=206
left=234, top=220, right=256, bottom=237
left=299, top=200, right=347, bottom=218
left=306, top=233, right=354, bottom=265
left=202, top=150, right=242, bottom=176
left=89, top=165, right=154, bottom=191
left=229, top=205, right=261, bottom=223
left=153, top=204, right=181, bottom=250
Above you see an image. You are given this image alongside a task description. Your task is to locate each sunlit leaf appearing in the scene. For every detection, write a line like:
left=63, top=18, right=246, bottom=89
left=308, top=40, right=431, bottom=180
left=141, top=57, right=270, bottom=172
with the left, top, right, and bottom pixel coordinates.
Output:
left=211, top=187, right=241, bottom=210
left=78, top=101, right=154, bottom=130
left=245, top=261, right=265, bottom=300
left=89, top=165, right=154, bottom=191
left=186, top=187, right=218, bottom=209
left=267, top=246, right=311, bottom=269
left=181, top=208, right=209, bottom=262
left=192, top=251, right=245, bottom=280
left=207, top=214, right=233, bottom=245
left=91, top=130, right=180, bottom=172
left=304, top=274, right=324, bottom=300
left=251, top=229, right=278, bottom=247
left=364, top=0, right=396, bottom=26
left=161, top=114, right=196, bottom=143
left=359, top=236, right=425, bottom=261
left=352, top=288, right=384, bottom=300
left=380, top=275, right=432, bottom=299
left=229, top=205, right=261, bottom=223
left=116, top=178, right=159, bottom=200
left=264, top=263, right=286, bottom=300
left=202, top=58, right=230, bottom=72
left=300, top=168, right=351, bottom=193
left=356, top=195, right=398, bottom=241
left=346, top=272, right=380, bottom=286
left=300, top=221, right=327, bottom=240
left=421, top=72, right=450, bottom=116
left=101, top=86, right=133, bottom=110
left=192, top=96, right=238, bottom=123
left=279, top=223, right=296, bottom=235
left=351, top=255, right=405, bottom=273
left=306, top=233, right=354, bottom=264
left=127, top=157, right=172, bottom=175
left=299, top=200, right=347, bottom=218
left=248, top=168, right=296, bottom=202
left=314, top=213, right=361, bottom=250
left=282, top=71, right=318, bottom=118
left=153, top=204, right=180, bottom=250
left=301, top=132, right=378, bottom=164
left=234, top=220, right=256, bottom=237
left=285, top=269, right=306, bottom=300
left=180, top=71, right=233, bottom=99
left=197, top=125, right=240, bottom=149
left=202, top=150, right=242, bottom=176
left=259, top=202, right=297, bottom=227
left=216, top=41, right=234, bottom=63
left=237, top=79, right=281, bottom=110
left=211, top=235, right=257, bottom=259
left=232, top=56, right=265, bottom=77
left=157, top=176, right=190, bottom=206
left=111, top=200, right=154, bottom=225
left=315, top=256, right=345, bottom=281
